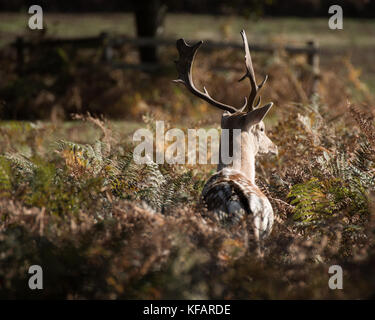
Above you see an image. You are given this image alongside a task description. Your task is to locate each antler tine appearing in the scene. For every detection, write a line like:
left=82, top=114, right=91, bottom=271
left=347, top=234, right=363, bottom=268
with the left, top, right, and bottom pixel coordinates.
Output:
left=173, top=39, right=238, bottom=114
left=239, top=30, right=268, bottom=112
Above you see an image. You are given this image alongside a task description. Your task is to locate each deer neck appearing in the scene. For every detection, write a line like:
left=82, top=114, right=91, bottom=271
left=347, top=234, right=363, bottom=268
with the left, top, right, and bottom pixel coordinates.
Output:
left=218, top=131, right=257, bottom=185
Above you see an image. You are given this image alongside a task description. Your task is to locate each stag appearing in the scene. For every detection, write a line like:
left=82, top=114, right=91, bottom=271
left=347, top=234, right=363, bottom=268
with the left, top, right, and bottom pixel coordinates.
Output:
left=174, top=30, right=277, bottom=253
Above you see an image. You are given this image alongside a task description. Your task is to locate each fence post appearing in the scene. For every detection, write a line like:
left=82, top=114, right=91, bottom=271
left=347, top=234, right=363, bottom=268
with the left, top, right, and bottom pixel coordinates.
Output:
left=100, top=32, right=113, bottom=63
left=306, top=40, right=320, bottom=99
left=15, top=36, right=25, bottom=74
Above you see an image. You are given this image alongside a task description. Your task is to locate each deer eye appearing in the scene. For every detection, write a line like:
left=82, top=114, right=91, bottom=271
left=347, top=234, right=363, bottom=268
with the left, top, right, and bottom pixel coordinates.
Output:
left=260, top=127, right=264, bottom=132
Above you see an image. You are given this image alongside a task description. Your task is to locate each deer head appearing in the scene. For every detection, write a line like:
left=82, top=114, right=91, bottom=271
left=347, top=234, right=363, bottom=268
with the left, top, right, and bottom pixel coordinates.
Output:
left=174, top=30, right=277, bottom=183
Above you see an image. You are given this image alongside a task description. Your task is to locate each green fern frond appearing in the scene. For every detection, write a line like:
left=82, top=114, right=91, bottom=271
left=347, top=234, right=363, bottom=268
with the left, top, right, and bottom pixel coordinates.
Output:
left=0, top=157, right=12, bottom=197
left=4, top=153, right=37, bottom=177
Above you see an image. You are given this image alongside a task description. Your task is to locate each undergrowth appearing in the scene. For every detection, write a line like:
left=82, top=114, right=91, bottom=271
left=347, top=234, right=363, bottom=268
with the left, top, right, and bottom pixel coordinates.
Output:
left=1, top=40, right=375, bottom=298
left=1, top=102, right=375, bottom=299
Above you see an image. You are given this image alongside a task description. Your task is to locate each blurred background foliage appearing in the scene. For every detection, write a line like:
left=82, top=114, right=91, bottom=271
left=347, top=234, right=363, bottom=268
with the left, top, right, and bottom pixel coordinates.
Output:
left=0, top=0, right=374, bottom=120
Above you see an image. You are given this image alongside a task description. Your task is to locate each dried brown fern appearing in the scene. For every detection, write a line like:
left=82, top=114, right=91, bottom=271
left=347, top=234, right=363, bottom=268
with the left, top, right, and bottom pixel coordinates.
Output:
left=349, top=104, right=375, bottom=150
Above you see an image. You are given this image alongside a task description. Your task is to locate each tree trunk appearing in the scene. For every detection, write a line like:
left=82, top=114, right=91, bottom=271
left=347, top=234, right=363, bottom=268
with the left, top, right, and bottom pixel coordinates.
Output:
left=134, top=0, right=166, bottom=64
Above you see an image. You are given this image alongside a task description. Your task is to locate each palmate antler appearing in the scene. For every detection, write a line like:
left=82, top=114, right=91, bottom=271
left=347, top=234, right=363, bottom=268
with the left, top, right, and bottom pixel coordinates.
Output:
left=238, top=30, right=268, bottom=112
left=173, top=39, right=239, bottom=114
left=174, top=29, right=269, bottom=114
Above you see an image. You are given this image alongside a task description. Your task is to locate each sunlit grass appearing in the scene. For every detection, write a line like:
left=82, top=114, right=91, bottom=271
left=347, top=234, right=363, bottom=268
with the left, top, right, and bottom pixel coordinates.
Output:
left=0, top=13, right=374, bottom=47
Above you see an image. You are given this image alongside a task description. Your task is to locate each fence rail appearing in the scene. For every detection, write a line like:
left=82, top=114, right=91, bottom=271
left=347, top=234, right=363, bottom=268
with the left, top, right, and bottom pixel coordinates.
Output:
left=109, top=35, right=319, bottom=54
left=12, top=32, right=320, bottom=96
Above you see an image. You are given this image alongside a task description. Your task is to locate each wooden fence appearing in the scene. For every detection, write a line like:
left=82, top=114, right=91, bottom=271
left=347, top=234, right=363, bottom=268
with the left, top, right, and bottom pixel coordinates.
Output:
left=12, top=32, right=320, bottom=95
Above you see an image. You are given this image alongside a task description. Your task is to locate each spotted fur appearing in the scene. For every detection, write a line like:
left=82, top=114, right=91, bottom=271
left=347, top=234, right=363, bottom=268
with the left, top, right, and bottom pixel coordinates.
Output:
left=202, top=167, right=274, bottom=241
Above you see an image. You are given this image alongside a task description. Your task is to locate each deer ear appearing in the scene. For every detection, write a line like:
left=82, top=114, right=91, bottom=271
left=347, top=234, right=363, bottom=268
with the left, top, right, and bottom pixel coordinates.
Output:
left=244, top=103, right=273, bottom=129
